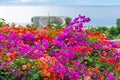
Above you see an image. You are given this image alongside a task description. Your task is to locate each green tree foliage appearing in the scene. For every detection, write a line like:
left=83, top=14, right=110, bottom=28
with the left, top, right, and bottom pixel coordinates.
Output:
left=0, top=18, right=9, bottom=27
left=65, top=17, right=72, bottom=26
left=96, top=26, right=109, bottom=33
left=116, top=18, right=120, bottom=34
left=108, top=26, right=118, bottom=36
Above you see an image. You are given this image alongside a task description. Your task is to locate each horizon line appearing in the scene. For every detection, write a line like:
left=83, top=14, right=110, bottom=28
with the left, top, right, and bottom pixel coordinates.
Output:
left=0, top=5, right=120, bottom=7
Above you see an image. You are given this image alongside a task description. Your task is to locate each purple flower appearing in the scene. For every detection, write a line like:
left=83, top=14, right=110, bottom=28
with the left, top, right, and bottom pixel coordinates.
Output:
left=79, top=15, right=85, bottom=19
left=114, top=51, right=120, bottom=56
left=0, top=34, right=4, bottom=41
left=92, top=74, right=98, bottom=79
left=83, top=71, right=89, bottom=75
left=15, top=72, right=21, bottom=77
left=21, top=77, right=26, bottom=80
left=68, top=75, right=73, bottom=80
left=1, top=62, right=7, bottom=68
left=108, top=73, right=114, bottom=80
left=76, top=70, right=82, bottom=75
left=74, top=73, right=80, bottom=78
left=81, top=19, right=86, bottom=23
left=85, top=17, right=91, bottom=22
left=15, top=69, right=21, bottom=77
left=110, top=42, right=118, bottom=48
left=74, top=17, right=79, bottom=21
left=27, top=71, right=31, bottom=75
left=74, top=60, right=81, bottom=67
left=42, top=39, right=49, bottom=49
left=9, top=68, right=13, bottom=75
left=80, top=52, right=87, bottom=56
left=80, top=64, right=85, bottom=69
left=103, top=70, right=108, bottom=74
left=70, top=22, right=75, bottom=25
left=38, top=52, right=44, bottom=57
left=78, top=22, right=83, bottom=28
left=34, top=42, right=40, bottom=48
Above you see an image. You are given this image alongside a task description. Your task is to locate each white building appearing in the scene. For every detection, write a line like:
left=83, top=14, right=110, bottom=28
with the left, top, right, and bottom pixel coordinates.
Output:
left=31, top=16, right=65, bottom=28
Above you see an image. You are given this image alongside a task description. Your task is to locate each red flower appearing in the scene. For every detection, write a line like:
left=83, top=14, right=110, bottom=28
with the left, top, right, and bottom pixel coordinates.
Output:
left=117, top=57, right=120, bottom=62
left=99, top=57, right=107, bottom=62
left=68, top=38, right=76, bottom=43
left=107, top=58, right=115, bottom=65
left=86, top=46, right=93, bottom=53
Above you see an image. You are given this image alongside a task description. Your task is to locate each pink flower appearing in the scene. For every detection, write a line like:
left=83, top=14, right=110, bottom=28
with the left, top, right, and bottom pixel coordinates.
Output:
left=1, top=62, right=7, bottom=68
left=22, top=65, right=27, bottom=70
left=84, top=76, right=91, bottom=80
left=118, top=76, right=120, bottom=79
left=21, top=77, right=26, bottom=80
left=27, top=71, right=31, bottom=75
left=117, top=57, right=120, bottom=62
left=101, top=51, right=107, bottom=56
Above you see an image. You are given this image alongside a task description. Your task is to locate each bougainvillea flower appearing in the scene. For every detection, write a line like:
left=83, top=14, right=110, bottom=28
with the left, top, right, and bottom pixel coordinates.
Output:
left=0, top=14, right=120, bottom=80
left=108, top=73, right=114, bottom=80
left=107, top=58, right=115, bottom=65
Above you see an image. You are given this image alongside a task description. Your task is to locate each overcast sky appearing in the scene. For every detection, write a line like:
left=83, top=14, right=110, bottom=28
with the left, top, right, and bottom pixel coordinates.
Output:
left=0, top=0, right=120, bottom=6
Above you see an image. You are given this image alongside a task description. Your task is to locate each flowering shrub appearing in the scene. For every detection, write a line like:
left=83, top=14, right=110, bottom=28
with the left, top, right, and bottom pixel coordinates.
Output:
left=0, top=14, right=120, bottom=80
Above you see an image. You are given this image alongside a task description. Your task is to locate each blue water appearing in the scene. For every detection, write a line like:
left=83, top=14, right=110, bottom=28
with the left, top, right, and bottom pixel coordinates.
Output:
left=0, top=6, right=120, bottom=27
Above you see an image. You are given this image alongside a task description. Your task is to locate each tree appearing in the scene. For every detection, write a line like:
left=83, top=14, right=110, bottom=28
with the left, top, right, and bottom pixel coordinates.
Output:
left=108, top=26, right=118, bottom=36
left=96, top=26, right=108, bottom=33
left=0, top=18, right=9, bottom=27
left=65, top=17, right=72, bottom=27
left=116, top=18, right=120, bottom=33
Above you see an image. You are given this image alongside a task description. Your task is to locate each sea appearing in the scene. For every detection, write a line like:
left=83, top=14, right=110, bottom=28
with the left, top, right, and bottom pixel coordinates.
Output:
left=0, top=6, right=120, bottom=27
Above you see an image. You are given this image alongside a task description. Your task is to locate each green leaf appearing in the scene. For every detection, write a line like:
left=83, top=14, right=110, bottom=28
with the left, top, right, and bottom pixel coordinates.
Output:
left=33, top=74, right=39, bottom=79
left=0, top=75, right=7, bottom=80
left=85, top=56, right=92, bottom=63
left=38, top=72, right=43, bottom=77
left=87, top=39, right=91, bottom=44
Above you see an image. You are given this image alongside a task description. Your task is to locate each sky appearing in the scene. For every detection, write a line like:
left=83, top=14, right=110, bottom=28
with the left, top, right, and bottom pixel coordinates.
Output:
left=0, top=0, right=120, bottom=6
left=0, top=0, right=120, bottom=27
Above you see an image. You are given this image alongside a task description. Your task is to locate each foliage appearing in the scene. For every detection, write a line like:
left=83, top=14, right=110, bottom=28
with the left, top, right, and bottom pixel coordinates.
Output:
left=96, top=26, right=108, bottom=33
left=96, top=26, right=119, bottom=39
left=108, top=26, right=118, bottom=36
left=0, top=18, right=9, bottom=27
left=116, top=18, right=120, bottom=33
left=65, top=17, right=72, bottom=26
